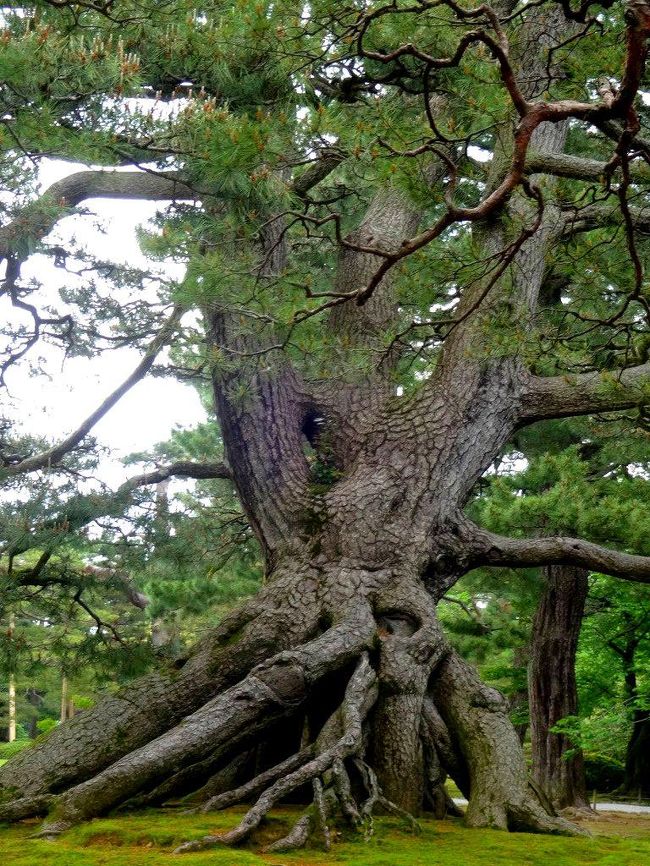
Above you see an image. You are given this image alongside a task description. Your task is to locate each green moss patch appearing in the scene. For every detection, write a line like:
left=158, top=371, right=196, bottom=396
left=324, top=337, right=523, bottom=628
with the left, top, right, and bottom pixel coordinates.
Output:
left=1, top=807, right=649, bottom=866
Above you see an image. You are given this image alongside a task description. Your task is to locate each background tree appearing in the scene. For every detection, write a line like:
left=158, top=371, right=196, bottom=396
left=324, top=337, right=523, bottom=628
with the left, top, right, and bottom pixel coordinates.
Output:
left=0, top=0, right=649, bottom=855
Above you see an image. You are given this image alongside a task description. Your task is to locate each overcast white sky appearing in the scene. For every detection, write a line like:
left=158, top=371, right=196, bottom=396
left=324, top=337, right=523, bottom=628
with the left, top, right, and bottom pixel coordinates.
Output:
left=3, top=160, right=207, bottom=485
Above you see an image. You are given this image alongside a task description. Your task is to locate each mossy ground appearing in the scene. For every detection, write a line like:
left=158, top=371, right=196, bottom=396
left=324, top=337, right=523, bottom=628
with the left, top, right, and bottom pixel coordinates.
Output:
left=1, top=807, right=649, bottom=866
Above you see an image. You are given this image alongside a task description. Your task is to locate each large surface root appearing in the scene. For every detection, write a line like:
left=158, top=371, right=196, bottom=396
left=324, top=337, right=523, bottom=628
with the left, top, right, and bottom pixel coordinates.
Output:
left=0, top=576, right=323, bottom=810
left=431, top=650, right=587, bottom=836
left=174, top=651, right=378, bottom=853
left=1, top=576, right=581, bottom=850
left=36, top=605, right=375, bottom=837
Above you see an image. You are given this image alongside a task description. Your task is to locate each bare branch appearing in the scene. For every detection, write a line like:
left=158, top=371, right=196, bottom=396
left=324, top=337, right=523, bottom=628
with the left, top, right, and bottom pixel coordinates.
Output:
left=559, top=201, right=650, bottom=237
left=119, top=460, right=232, bottom=489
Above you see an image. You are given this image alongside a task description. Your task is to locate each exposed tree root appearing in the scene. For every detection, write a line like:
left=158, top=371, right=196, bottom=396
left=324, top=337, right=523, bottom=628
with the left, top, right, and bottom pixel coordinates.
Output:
left=173, top=651, right=377, bottom=853
left=186, top=750, right=256, bottom=806
left=0, top=795, right=53, bottom=823
left=311, top=778, right=332, bottom=851
left=431, top=651, right=587, bottom=836
left=197, top=746, right=315, bottom=812
left=377, top=795, right=423, bottom=834
left=0, top=585, right=586, bottom=853
left=265, top=812, right=314, bottom=852
left=36, top=606, right=375, bottom=838
left=421, top=695, right=466, bottom=818
left=124, top=752, right=228, bottom=810
left=0, top=577, right=321, bottom=809
left=353, top=757, right=380, bottom=827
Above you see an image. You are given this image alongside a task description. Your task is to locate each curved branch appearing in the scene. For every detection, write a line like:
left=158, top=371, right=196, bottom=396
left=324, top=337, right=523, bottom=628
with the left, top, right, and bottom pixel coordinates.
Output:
left=521, top=363, right=650, bottom=423
left=0, top=171, right=196, bottom=260
left=467, top=524, right=650, bottom=583
left=5, top=459, right=231, bottom=559
left=292, top=149, right=346, bottom=199
left=119, top=459, right=232, bottom=488
left=1, top=306, right=184, bottom=478
left=0, top=150, right=345, bottom=261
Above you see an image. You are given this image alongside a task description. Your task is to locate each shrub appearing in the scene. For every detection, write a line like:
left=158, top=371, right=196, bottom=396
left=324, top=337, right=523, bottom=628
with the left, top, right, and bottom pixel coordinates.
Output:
left=584, top=753, right=625, bottom=793
left=0, top=739, right=30, bottom=761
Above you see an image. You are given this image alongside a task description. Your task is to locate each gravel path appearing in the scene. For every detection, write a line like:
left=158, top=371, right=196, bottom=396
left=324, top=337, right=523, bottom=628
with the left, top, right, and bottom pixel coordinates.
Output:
left=452, top=799, right=650, bottom=815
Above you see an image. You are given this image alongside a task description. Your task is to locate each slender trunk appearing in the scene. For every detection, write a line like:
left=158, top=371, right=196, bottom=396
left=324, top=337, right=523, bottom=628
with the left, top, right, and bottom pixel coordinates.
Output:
left=8, top=675, right=16, bottom=744
left=510, top=646, right=530, bottom=745
left=529, top=566, right=589, bottom=809
left=622, top=710, right=650, bottom=798
left=8, top=614, right=16, bottom=743
left=60, top=677, right=68, bottom=724
left=616, top=631, right=650, bottom=797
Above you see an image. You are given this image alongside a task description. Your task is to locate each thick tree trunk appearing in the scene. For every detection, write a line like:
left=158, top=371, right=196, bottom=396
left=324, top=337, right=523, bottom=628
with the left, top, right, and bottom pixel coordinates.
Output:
left=0, top=5, right=613, bottom=846
left=529, top=566, right=590, bottom=809
left=432, top=651, right=580, bottom=834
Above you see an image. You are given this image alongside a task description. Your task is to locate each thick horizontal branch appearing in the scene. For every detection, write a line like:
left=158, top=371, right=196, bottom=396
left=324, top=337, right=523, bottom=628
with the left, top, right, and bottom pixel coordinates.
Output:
left=467, top=524, right=650, bottom=583
left=521, top=363, right=650, bottom=423
left=0, top=171, right=196, bottom=259
left=559, top=201, right=650, bottom=237
left=0, top=149, right=345, bottom=260
left=1, top=306, right=184, bottom=478
left=526, top=152, right=649, bottom=184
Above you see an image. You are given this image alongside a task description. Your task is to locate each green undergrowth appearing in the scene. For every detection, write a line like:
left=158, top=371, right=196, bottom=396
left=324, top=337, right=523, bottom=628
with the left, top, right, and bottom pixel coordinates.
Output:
left=1, top=807, right=649, bottom=866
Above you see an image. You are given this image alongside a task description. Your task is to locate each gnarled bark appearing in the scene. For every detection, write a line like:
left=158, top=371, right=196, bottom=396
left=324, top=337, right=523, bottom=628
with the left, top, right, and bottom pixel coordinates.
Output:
left=2, top=2, right=649, bottom=856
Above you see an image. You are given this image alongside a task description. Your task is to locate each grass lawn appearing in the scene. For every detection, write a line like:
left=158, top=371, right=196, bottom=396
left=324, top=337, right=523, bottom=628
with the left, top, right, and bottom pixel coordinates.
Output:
left=1, top=807, right=650, bottom=866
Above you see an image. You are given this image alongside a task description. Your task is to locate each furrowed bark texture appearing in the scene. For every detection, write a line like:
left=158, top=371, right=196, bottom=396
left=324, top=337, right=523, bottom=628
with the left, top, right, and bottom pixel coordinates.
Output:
left=2, top=1, right=649, bottom=850
left=529, top=566, right=590, bottom=810
left=432, top=652, right=581, bottom=835
left=39, top=607, right=375, bottom=833
left=0, top=577, right=319, bottom=804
